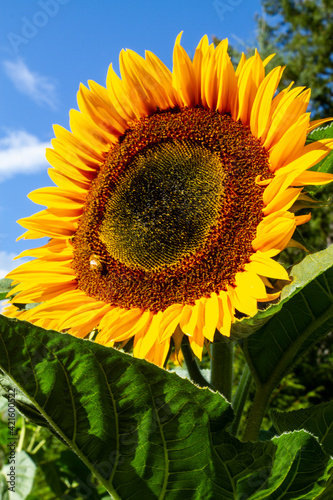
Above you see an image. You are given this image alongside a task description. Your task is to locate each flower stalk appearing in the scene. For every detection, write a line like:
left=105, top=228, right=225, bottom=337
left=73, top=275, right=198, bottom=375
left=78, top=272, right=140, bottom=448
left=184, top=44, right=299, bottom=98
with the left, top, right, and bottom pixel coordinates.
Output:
left=181, top=336, right=210, bottom=388
left=230, top=364, right=252, bottom=437
left=210, top=340, right=234, bottom=401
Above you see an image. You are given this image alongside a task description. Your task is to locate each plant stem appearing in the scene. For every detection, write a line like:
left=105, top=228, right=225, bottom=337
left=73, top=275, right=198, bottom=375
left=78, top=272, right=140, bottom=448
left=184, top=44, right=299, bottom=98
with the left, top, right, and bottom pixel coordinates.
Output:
left=181, top=337, right=210, bottom=388
left=31, top=439, right=46, bottom=455
left=242, top=384, right=272, bottom=442
left=242, top=305, right=333, bottom=442
left=17, top=417, right=26, bottom=452
left=230, top=364, right=252, bottom=437
left=210, top=340, right=234, bottom=400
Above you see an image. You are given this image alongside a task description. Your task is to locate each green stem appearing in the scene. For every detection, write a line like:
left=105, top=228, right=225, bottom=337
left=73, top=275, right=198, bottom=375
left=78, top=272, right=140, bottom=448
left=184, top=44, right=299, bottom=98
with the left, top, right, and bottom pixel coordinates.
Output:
left=242, top=384, right=272, bottom=442
left=17, top=417, right=26, bottom=452
left=181, top=337, right=210, bottom=388
left=230, top=364, right=252, bottom=437
left=31, top=439, right=46, bottom=455
left=210, top=341, right=234, bottom=400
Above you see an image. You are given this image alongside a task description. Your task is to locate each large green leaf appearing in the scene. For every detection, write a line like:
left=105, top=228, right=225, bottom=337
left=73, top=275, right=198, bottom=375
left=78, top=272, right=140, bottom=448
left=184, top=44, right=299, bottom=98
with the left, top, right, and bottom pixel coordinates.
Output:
left=271, top=401, right=333, bottom=457
left=211, top=429, right=333, bottom=500
left=247, top=431, right=333, bottom=500
left=0, top=316, right=332, bottom=499
left=242, top=245, right=333, bottom=387
left=0, top=315, right=249, bottom=500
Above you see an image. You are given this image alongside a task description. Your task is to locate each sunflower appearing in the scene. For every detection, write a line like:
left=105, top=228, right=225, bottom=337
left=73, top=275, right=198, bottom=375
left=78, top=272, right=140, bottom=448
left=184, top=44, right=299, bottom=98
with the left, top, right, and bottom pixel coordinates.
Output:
left=5, top=34, right=333, bottom=366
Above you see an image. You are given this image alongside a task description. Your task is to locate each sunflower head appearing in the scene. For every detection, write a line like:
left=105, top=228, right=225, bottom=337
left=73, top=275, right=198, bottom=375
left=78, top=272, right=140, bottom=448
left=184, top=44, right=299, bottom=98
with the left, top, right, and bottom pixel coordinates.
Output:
left=5, top=33, right=333, bottom=366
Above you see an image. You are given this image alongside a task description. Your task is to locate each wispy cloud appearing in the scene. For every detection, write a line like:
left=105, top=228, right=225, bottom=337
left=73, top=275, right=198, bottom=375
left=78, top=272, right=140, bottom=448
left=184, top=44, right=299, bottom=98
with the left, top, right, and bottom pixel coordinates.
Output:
left=0, top=251, right=30, bottom=279
left=0, top=130, right=49, bottom=182
left=3, top=58, right=58, bottom=110
left=0, top=251, right=17, bottom=279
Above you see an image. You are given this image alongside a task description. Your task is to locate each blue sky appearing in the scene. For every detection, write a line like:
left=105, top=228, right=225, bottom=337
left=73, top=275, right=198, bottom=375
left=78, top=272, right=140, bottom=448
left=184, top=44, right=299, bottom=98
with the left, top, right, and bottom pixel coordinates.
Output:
left=0, top=0, right=264, bottom=278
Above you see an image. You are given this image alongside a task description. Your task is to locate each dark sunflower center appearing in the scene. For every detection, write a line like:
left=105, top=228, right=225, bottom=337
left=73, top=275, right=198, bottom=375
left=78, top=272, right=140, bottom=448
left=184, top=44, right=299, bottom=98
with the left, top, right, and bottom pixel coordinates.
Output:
left=72, top=107, right=272, bottom=313
left=99, top=141, right=225, bottom=271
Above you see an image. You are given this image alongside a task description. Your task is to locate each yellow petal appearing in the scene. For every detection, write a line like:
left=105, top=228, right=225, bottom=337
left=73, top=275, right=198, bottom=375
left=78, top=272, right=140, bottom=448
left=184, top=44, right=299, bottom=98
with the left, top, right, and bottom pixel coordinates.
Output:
left=263, top=86, right=308, bottom=150
left=17, top=210, right=78, bottom=238
left=172, top=42, right=197, bottom=107
left=28, top=187, right=86, bottom=210
left=232, top=284, right=258, bottom=317
left=189, top=330, right=204, bottom=361
left=145, top=339, right=171, bottom=367
left=97, top=308, right=143, bottom=343
left=276, top=140, right=333, bottom=178
left=77, top=82, right=125, bottom=137
left=192, top=35, right=210, bottom=105
left=292, top=171, right=333, bottom=186
left=307, top=117, right=333, bottom=133
left=134, top=311, right=162, bottom=359
left=159, top=304, right=184, bottom=343
left=119, top=49, right=159, bottom=117
left=237, top=50, right=265, bottom=124
left=246, top=252, right=289, bottom=280
left=145, top=51, right=177, bottom=108
left=202, top=293, right=220, bottom=342
left=253, top=214, right=296, bottom=255
left=235, top=271, right=267, bottom=299
left=217, top=290, right=234, bottom=337
left=106, top=62, right=136, bottom=122
left=250, top=66, right=283, bottom=139
left=268, top=114, right=310, bottom=171
left=263, top=187, right=303, bottom=215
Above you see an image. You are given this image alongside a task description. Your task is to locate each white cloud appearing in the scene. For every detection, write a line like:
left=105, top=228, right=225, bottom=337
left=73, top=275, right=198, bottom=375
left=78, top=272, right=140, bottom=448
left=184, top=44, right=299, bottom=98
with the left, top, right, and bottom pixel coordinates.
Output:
left=0, top=130, right=49, bottom=182
left=3, top=58, right=58, bottom=110
left=0, top=251, right=29, bottom=279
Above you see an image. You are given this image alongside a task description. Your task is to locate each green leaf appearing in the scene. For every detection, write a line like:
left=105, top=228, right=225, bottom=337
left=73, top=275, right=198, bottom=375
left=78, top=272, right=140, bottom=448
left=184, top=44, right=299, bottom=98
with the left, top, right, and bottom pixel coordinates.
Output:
left=306, top=122, right=333, bottom=176
left=307, top=123, right=333, bottom=143
left=211, top=431, right=276, bottom=499
left=271, top=401, right=333, bottom=457
left=314, top=467, right=333, bottom=500
left=0, top=315, right=238, bottom=500
left=242, top=245, right=333, bottom=387
left=0, top=280, right=13, bottom=301
left=247, top=430, right=333, bottom=500
left=1, top=451, right=36, bottom=500
left=1, top=316, right=333, bottom=498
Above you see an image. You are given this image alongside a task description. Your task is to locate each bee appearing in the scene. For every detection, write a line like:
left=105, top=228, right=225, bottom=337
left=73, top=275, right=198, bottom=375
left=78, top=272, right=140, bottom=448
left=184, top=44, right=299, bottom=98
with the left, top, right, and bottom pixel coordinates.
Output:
left=89, top=254, right=105, bottom=272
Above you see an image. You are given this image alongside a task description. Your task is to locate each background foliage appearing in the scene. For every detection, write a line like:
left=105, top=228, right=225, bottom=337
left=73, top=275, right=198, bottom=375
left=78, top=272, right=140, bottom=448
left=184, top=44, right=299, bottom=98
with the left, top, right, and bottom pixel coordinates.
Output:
left=256, top=0, right=333, bottom=118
